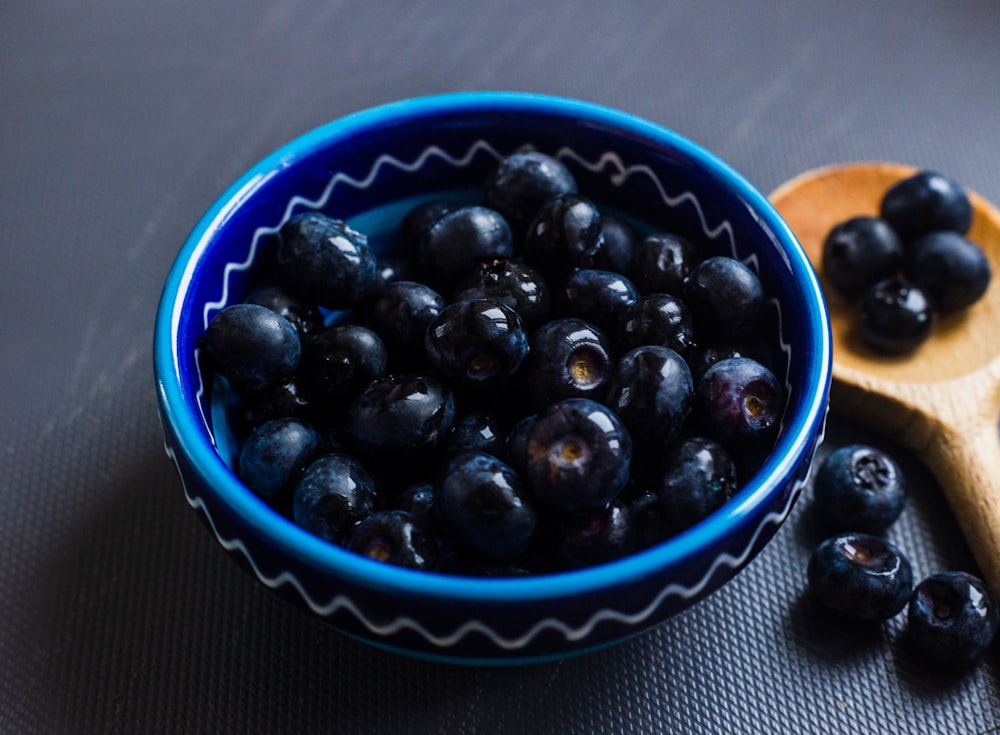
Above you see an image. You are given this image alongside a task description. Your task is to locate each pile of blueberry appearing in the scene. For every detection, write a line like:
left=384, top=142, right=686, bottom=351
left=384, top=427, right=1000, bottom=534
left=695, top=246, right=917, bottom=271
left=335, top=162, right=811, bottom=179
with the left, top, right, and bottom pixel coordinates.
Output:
left=822, top=170, right=991, bottom=355
left=806, top=444, right=999, bottom=665
left=200, top=150, right=786, bottom=576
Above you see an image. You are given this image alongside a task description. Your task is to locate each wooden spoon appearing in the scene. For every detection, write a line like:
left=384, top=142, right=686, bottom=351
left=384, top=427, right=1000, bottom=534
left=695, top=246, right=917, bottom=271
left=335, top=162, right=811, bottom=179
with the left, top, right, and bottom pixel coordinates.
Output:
left=769, top=162, right=1000, bottom=598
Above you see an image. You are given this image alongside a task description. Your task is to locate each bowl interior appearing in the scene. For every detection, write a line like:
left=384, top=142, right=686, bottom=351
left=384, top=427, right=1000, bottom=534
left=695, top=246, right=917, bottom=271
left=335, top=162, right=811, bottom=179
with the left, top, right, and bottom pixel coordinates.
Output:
left=157, top=92, right=830, bottom=603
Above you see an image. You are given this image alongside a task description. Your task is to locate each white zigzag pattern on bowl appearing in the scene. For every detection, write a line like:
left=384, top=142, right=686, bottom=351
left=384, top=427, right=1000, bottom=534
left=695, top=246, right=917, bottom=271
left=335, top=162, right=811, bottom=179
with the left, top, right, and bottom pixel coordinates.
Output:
left=177, top=138, right=806, bottom=651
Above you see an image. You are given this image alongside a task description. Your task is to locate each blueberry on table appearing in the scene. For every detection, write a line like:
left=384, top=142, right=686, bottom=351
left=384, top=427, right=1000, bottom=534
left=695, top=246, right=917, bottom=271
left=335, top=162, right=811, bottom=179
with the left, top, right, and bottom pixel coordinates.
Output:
left=684, top=256, right=765, bottom=340
left=523, top=193, right=605, bottom=280
left=694, top=356, right=783, bottom=450
left=238, top=418, right=324, bottom=504
left=520, top=318, right=615, bottom=408
left=629, top=232, right=696, bottom=296
left=435, top=451, right=538, bottom=561
left=880, top=170, right=973, bottom=242
left=245, top=284, right=325, bottom=339
left=605, top=345, right=694, bottom=451
left=558, top=499, right=633, bottom=568
left=595, top=214, right=639, bottom=274
left=366, top=280, right=445, bottom=358
left=302, top=324, right=388, bottom=405
left=483, top=150, right=578, bottom=238
left=821, top=216, right=904, bottom=298
left=425, top=299, right=528, bottom=392
left=292, top=453, right=379, bottom=545
left=525, top=398, right=633, bottom=511
left=858, top=277, right=934, bottom=355
left=276, top=211, right=377, bottom=310
left=807, top=532, right=914, bottom=622
left=812, top=444, right=907, bottom=534
left=453, top=259, right=551, bottom=330
left=905, top=231, right=991, bottom=312
left=346, top=510, right=439, bottom=570
left=617, top=293, right=697, bottom=356
left=907, top=571, right=1000, bottom=666
left=202, top=303, right=301, bottom=393
left=559, top=268, right=638, bottom=336
left=657, top=437, right=737, bottom=533
left=345, top=374, right=456, bottom=456
left=420, top=205, right=513, bottom=284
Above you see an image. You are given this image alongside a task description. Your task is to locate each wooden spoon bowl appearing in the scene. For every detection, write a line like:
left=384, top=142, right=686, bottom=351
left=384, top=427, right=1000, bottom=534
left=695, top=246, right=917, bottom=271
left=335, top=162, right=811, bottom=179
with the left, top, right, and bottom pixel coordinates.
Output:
left=770, top=162, right=1000, bottom=597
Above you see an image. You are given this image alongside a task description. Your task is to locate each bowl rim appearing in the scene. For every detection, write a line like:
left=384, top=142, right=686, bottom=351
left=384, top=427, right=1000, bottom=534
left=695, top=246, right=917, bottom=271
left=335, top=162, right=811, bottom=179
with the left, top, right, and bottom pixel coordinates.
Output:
left=154, top=90, right=832, bottom=605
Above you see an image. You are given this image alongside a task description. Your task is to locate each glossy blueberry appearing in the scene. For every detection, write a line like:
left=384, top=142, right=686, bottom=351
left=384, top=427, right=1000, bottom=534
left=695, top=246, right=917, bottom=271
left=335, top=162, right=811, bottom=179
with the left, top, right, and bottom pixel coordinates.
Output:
left=238, top=418, right=325, bottom=505
left=292, top=453, right=378, bottom=544
left=445, top=412, right=506, bottom=457
left=657, top=437, right=737, bottom=533
left=821, top=216, right=904, bottom=297
left=685, top=341, right=761, bottom=385
left=420, top=205, right=513, bottom=284
left=237, top=375, right=318, bottom=430
left=617, top=293, right=697, bottom=356
left=503, top=413, right=536, bottom=475
left=812, top=444, right=907, bottom=534
left=858, top=277, right=933, bottom=355
left=629, top=232, right=696, bottom=295
left=525, top=398, right=632, bottom=511
left=345, top=374, right=455, bottom=456
left=245, top=284, right=325, bottom=339
left=605, top=345, right=694, bottom=451
left=807, top=532, right=914, bottom=622
left=202, top=303, right=301, bottom=393
left=558, top=499, right=633, bottom=568
left=346, top=510, right=439, bottom=570
left=695, top=356, right=782, bottom=451
left=908, top=571, right=1000, bottom=666
left=684, top=256, right=764, bottom=340
left=425, top=299, right=528, bottom=392
left=906, top=231, right=991, bottom=312
left=366, top=280, right=445, bottom=358
left=523, top=193, right=604, bottom=280
left=276, top=211, right=377, bottom=310
left=520, top=318, right=614, bottom=408
left=594, top=214, right=638, bottom=274
left=559, top=268, right=638, bottom=335
left=436, top=451, right=538, bottom=561
left=453, top=259, right=551, bottom=330
left=482, top=150, right=578, bottom=237
left=397, top=200, right=454, bottom=253
left=880, top=170, right=973, bottom=242
left=303, top=324, right=388, bottom=404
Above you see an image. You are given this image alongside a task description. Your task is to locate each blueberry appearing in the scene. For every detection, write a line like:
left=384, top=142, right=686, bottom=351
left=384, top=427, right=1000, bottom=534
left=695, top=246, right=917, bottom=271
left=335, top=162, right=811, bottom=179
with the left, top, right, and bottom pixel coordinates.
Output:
left=237, top=375, right=318, bottom=430
left=202, top=303, right=301, bottom=393
left=605, top=345, right=693, bottom=451
left=807, top=532, right=914, bottom=622
left=559, top=268, right=639, bottom=336
left=684, top=256, right=764, bottom=340
left=303, top=324, right=388, bottom=404
left=858, top=277, right=933, bottom=355
left=292, top=453, right=378, bottom=544
left=525, top=398, right=632, bottom=511
left=345, top=374, right=455, bottom=456
left=453, top=259, right=551, bottom=330
left=812, top=444, right=906, bottom=535
left=395, top=481, right=436, bottom=529
left=906, top=231, right=991, bottom=312
left=366, top=280, right=445, bottom=359
left=618, top=293, right=697, bottom=356
left=520, top=318, right=615, bottom=408
left=425, top=299, right=528, bottom=392
left=238, top=418, right=325, bottom=505
left=245, top=284, right=325, bottom=339
left=397, top=200, right=454, bottom=253
left=657, top=437, right=737, bottom=534
left=445, top=411, right=506, bottom=457
left=695, top=356, right=782, bottom=451
left=346, top=510, right=439, bottom=570
left=907, top=571, right=1000, bottom=666
left=880, top=170, right=973, bottom=242
left=374, top=251, right=417, bottom=290
left=629, top=232, right=696, bottom=295
left=503, top=413, right=536, bottom=475
left=523, top=193, right=604, bottom=280
left=821, top=216, right=904, bottom=298
left=558, top=499, right=633, bottom=568
left=276, top=211, right=377, bottom=310
left=483, top=151, right=578, bottom=238
left=685, top=341, right=760, bottom=385
left=420, top=206, right=513, bottom=285
left=436, top=451, right=538, bottom=560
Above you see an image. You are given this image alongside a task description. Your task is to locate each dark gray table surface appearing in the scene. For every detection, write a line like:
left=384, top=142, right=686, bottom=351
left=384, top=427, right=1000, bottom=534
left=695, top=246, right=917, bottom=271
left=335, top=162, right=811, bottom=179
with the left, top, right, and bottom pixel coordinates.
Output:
left=3, top=1, right=999, bottom=733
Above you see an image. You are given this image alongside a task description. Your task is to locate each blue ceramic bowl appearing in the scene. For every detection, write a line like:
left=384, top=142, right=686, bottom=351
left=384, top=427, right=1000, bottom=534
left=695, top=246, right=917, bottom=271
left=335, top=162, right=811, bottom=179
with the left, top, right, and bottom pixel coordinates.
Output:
left=154, top=92, right=831, bottom=664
